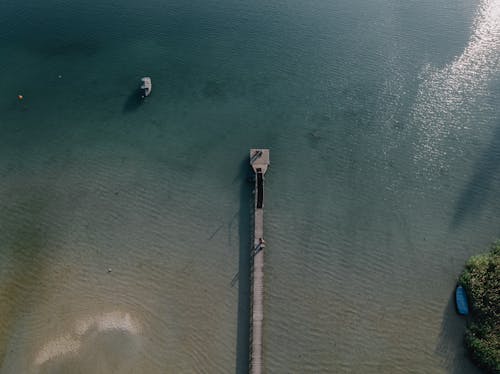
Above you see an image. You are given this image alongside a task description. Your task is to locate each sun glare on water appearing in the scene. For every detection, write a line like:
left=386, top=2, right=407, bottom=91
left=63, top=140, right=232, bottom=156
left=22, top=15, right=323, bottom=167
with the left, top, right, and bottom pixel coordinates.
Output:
left=411, top=0, right=500, bottom=170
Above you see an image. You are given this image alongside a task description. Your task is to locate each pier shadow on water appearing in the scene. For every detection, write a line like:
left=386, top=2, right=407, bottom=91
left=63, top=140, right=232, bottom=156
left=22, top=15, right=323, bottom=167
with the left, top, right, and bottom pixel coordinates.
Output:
left=435, top=293, right=481, bottom=374
left=234, top=159, right=253, bottom=374
left=0, top=195, right=51, bottom=364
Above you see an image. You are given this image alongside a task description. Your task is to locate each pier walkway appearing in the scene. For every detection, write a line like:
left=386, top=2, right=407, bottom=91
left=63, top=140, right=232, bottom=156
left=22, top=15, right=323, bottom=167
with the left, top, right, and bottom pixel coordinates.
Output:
left=249, top=149, right=270, bottom=374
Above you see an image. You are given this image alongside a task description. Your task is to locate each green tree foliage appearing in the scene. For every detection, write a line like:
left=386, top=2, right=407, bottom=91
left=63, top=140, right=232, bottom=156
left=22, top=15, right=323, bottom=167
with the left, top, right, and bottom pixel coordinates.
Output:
left=459, top=242, right=500, bottom=373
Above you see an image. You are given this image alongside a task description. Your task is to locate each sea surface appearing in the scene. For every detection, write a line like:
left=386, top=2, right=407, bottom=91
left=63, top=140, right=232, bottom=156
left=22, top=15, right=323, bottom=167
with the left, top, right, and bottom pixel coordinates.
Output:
left=0, top=0, right=499, bottom=373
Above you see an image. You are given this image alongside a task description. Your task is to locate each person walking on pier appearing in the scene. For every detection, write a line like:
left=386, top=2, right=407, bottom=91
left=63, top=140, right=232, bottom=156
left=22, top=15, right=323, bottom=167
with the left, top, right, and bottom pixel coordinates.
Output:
left=253, top=238, right=266, bottom=256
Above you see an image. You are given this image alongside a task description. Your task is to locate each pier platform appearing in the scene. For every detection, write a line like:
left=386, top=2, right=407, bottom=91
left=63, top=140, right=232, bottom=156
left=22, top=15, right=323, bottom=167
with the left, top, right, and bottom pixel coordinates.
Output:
left=249, top=149, right=270, bottom=374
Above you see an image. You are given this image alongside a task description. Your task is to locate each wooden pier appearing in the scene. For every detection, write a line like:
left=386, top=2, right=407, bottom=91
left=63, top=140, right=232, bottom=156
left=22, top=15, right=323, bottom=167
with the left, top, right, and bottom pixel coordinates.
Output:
left=249, top=149, right=270, bottom=374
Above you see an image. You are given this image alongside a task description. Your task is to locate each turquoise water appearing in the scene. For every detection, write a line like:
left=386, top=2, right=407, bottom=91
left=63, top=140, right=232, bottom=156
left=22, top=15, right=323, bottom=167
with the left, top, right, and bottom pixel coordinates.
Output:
left=0, top=0, right=499, bottom=372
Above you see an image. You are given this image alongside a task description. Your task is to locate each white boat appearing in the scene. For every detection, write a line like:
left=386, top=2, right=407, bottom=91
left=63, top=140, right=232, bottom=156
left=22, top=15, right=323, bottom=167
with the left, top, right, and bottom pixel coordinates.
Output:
left=140, top=77, right=152, bottom=98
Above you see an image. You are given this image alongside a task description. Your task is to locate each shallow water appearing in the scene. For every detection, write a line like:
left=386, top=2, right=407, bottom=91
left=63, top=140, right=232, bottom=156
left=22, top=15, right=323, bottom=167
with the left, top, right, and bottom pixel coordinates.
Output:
left=0, top=0, right=499, bottom=372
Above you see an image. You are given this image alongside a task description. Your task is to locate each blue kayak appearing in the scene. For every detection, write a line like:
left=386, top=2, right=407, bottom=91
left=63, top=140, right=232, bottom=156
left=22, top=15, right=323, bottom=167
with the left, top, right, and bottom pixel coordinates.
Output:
left=455, top=286, right=469, bottom=315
